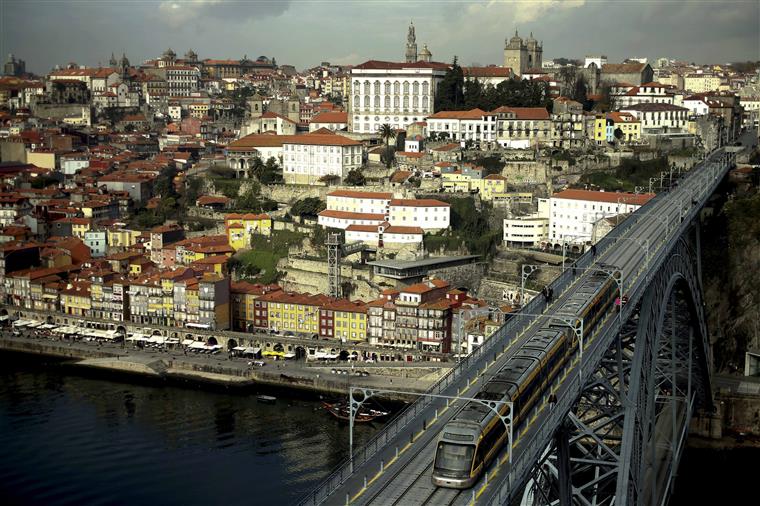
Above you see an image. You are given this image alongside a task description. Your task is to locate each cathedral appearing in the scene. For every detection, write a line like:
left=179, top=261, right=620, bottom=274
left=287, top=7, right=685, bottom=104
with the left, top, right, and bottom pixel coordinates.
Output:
left=404, top=22, right=432, bottom=63
left=503, top=30, right=543, bottom=77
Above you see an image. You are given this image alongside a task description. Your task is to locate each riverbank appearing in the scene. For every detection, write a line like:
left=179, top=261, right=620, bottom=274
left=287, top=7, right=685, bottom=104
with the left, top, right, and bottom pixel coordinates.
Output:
left=0, top=336, right=441, bottom=401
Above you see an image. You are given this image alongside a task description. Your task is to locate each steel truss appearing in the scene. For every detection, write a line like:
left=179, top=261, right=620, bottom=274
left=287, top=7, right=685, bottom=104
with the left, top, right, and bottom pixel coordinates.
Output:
left=511, top=237, right=713, bottom=506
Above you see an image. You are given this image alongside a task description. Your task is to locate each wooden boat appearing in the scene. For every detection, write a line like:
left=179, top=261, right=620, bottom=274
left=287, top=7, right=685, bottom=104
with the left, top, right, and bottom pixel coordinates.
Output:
left=322, top=401, right=389, bottom=423
left=257, top=395, right=277, bottom=404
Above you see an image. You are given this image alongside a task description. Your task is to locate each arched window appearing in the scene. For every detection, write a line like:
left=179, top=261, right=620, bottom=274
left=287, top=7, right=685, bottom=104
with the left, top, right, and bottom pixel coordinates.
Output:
left=373, top=81, right=381, bottom=95
left=363, top=80, right=370, bottom=94
left=422, top=82, right=429, bottom=95
left=403, top=81, right=410, bottom=94
left=394, top=96, right=400, bottom=108
left=384, top=96, right=390, bottom=109
left=374, top=95, right=381, bottom=108
left=412, top=82, right=419, bottom=94
left=384, top=81, right=391, bottom=94
left=354, top=81, right=360, bottom=92
left=393, top=81, right=400, bottom=95
left=413, top=95, right=418, bottom=108
left=403, top=96, right=409, bottom=109
left=364, top=96, right=370, bottom=108
left=353, top=95, right=359, bottom=108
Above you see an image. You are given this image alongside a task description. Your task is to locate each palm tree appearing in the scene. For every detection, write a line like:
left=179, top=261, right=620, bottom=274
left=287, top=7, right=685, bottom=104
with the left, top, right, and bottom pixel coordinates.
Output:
left=378, top=123, right=396, bottom=169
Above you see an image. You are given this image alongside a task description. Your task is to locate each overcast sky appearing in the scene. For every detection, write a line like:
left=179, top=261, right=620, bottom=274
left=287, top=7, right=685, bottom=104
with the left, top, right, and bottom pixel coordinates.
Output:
left=1, top=0, right=758, bottom=74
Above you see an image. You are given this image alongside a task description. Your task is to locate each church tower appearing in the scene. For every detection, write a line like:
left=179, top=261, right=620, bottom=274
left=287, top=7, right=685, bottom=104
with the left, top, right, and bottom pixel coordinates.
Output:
left=405, top=22, right=418, bottom=63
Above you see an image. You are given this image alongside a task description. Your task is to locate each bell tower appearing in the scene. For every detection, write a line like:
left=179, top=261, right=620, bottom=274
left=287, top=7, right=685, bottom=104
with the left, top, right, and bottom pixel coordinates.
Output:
left=405, top=22, right=418, bottom=63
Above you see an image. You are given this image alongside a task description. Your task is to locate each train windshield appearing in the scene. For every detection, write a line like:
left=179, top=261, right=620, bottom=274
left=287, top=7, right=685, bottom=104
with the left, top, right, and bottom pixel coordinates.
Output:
left=435, top=442, right=475, bottom=472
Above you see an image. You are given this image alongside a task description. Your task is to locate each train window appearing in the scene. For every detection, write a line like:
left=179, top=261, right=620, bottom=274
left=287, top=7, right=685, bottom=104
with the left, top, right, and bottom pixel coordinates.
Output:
left=435, top=443, right=475, bottom=472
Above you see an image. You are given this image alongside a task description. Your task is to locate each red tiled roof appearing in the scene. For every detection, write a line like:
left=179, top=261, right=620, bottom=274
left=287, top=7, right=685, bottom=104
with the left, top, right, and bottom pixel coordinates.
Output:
left=328, top=190, right=392, bottom=200
left=491, top=106, right=550, bottom=120
left=463, top=66, right=512, bottom=78
left=354, top=60, right=450, bottom=71
left=428, top=108, right=490, bottom=120
left=310, top=111, right=348, bottom=124
left=389, top=199, right=449, bottom=208
left=318, top=210, right=385, bottom=221
left=552, top=189, right=655, bottom=206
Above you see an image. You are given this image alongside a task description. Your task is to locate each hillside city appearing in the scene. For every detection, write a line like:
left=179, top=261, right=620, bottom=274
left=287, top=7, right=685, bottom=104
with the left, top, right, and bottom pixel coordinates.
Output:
left=0, top=23, right=757, bottom=363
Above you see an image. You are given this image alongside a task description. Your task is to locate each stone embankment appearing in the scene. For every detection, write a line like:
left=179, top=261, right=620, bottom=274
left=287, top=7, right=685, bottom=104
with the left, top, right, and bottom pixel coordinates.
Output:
left=0, top=337, right=441, bottom=401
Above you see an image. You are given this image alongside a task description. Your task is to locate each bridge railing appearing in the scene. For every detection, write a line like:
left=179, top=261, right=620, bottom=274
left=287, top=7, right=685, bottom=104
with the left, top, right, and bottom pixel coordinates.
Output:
left=484, top=152, right=736, bottom=505
left=300, top=151, right=735, bottom=505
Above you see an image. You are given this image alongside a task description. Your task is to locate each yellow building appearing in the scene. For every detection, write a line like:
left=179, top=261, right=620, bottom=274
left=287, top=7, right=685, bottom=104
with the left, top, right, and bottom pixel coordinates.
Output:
left=322, top=299, right=368, bottom=342
left=60, top=281, right=92, bottom=316
left=472, top=174, right=508, bottom=200
left=608, top=112, right=641, bottom=142
left=189, top=103, right=210, bottom=118
left=256, top=291, right=331, bottom=334
left=230, top=281, right=282, bottom=332
left=225, top=213, right=272, bottom=251
left=441, top=171, right=472, bottom=193
left=593, top=115, right=608, bottom=144
left=107, top=227, right=141, bottom=250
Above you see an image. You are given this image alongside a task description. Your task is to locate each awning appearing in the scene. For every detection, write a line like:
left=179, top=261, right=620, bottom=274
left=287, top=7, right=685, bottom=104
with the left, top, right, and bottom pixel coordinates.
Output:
left=243, top=347, right=260, bottom=355
left=232, top=346, right=247, bottom=351
left=12, top=319, right=29, bottom=327
left=189, top=341, right=207, bottom=349
left=38, top=324, right=56, bottom=330
left=181, top=339, right=195, bottom=346
left=0, top=315, right=8, bottom=321
left=284, top=352, right=296, bottom=359
left=26, top=321, right=44, bottom=328
left=148, top=336, right=165, bottom=344
left=126, top=336, right=149, bottom=342
left=165, top=338, right=180, bottom=345
left=186, top=322, right=211, bottom=329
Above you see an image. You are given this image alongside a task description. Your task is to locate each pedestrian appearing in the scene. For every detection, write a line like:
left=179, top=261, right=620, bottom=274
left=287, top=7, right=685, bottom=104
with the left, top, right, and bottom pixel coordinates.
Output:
left=548, top=287, right=554, bottom=302
left=591, top=244, right=597, bottom=256
left=549, top=393, right=557, bottom=409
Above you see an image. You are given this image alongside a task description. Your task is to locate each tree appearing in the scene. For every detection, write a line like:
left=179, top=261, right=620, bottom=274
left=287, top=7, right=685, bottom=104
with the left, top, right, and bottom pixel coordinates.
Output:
left=290, top=197, right=326, bottom=219
left=435, top=56, right=465, bottom=111
left=378, top=123, right=396, bottom=169
left=318, top=174, right=340, bottom=185
left=344, top=168, right=366, bottom=186
left=614, top=127, right=624, bottom=141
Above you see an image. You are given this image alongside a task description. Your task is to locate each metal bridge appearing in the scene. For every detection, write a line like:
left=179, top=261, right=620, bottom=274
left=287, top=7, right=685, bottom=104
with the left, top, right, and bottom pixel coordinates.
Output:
left=301, top=130, right=757, bottom=506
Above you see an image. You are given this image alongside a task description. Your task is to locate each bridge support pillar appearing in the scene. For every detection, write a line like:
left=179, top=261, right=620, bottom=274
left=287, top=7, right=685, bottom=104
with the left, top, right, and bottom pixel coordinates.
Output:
left=556, top=422, right=572, bottom=506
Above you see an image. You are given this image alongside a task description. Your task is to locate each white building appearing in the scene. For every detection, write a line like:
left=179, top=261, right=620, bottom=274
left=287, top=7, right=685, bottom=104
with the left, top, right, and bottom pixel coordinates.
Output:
left=585, top=55, right=608, bottom=68
left=349, top=60, right=449, bottom=134
left=282, top=134, right=362, bottom=185
left=387, top=199, right=450, bottom=230
left=165, top=65, right=200, bottom=96
left=503, top=214, right=549, bottom=247
left=60, top=154, right=89, bottom=176
left=345, top=222, right=423, bottom=246
left=318, top=192, right=449, bottom=232
left=325, top=190, right=392, bottom=215
left=548, top=189, right=654, bottom=245
left=684, top=73, right=722, bottom=93
left=682, top=95, right=711, bottom=116
left=84, top=230, right=107, bottom=258
left=613, top=82, right=675, bottom=108
left=426, top=108, right=498, bottom=143
left=309, top=111, right=349, bottom=132
left=619, top=103, right=689, bottom=134
left=242, top=111, right=297, bottom=136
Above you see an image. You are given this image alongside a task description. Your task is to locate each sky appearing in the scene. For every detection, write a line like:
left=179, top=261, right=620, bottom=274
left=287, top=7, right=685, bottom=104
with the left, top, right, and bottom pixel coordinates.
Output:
left=1, top=0, right=758, bottom=75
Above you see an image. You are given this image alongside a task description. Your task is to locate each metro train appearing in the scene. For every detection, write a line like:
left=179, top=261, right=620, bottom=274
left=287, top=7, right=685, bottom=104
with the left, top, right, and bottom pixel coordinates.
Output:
left=432, top=270, right=619, bottom=489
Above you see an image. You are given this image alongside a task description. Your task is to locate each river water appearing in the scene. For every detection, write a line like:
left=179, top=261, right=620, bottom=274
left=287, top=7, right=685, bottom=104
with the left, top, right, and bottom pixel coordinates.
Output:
left=0, top=352, right=379, bottom=506
left=1, top=351, right=755, bottom=505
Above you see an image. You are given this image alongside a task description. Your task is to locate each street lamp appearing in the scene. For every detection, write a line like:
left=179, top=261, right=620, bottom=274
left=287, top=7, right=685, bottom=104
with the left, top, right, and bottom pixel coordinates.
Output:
left=560, top=233, right=587, bottom=271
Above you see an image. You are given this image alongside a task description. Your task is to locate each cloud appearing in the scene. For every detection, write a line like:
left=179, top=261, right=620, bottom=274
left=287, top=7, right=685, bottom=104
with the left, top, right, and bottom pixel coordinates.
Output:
left=158, top=0, right=290, bottom=26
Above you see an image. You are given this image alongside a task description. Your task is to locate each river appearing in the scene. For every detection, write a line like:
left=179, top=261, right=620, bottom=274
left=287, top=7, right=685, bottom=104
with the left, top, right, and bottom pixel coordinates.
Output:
left=0, top=352, right=379, bottom=506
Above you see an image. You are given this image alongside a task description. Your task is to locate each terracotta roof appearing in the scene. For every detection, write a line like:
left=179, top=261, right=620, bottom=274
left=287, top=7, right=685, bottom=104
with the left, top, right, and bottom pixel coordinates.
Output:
left=432, top=143, right=460, bottom=152
left=231, top=281, right=282, bottom=296
left=328, top=190, right=392, bottom=200
left=354, top=60, right=450, bottom=71
left=385, top=225, right=424, bottom=235
left=491, top=106, right=550, bottom=120
left=389, top=199, right=450, bottom=208
left=428, top=108, right=490, bottom=120
left=261, top=111, right=297, bottom=124
left=346, top=224, right=380, bottom=233
left=552, top=189, right=655, bottom=206
left=318, top=210, right=386, bottom=221
left=310, top=111, right=348, bottom=124
left=463, top=66, right=512, bottom=78
left=227, top=134, right=286, bottom=149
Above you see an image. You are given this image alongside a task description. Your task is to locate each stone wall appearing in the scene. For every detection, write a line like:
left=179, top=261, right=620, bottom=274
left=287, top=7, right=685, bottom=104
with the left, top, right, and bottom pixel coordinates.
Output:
left=428, top=262, right=487, bottom=293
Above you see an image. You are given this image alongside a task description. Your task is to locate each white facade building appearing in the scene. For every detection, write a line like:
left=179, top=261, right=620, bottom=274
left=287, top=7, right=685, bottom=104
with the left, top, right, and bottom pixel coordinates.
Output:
left=165, top=65, right=200, bottom=97
left=345, top=223, right=423, bottom=246
left=60, top=155, right=89, bottom=176
left=684, top=73, right=722, bottom=94
left=282, top=134, right=362, bottom=185
left=682, top=96, right=711, bottom=116
left=387, top=199, right=450, bottom=230
left=349, top=60, right=449, bottom=134
left=613, top=82, right=675, bottom=108
left=619, top=103, right=689, bottom=133
left=548, top=189, right=654, bottom=245
left=426, top=109, right=498, bottom=143
left=326, top=190, right=392, bottom=215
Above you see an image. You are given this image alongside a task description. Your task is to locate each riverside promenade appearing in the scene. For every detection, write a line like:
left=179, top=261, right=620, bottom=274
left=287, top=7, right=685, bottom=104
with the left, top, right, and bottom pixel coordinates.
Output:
left=0, top=330, right=448, bottom=401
